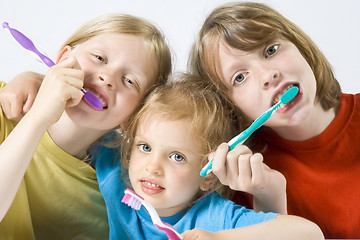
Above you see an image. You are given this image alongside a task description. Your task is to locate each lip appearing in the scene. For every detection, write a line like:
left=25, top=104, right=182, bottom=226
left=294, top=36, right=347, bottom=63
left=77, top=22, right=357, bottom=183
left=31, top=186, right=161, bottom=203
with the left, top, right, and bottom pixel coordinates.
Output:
left=140, top=178, right=165, bottom=195
left=83, top=84, right=109, bottom=110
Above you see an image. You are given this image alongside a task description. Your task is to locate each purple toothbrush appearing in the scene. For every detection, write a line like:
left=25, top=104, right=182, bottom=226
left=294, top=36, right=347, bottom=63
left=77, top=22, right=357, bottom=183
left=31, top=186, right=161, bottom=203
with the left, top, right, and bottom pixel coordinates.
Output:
left=2, top=22, right=103, bottom=110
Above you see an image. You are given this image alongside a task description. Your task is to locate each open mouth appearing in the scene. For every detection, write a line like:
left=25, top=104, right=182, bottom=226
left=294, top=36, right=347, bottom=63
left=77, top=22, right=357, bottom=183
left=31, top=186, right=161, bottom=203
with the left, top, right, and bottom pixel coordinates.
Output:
left=140, top=179, right=165, bottom=195
left=84, top=87, right=108, bottom=109
left=272, top=83, right=299, bottom=106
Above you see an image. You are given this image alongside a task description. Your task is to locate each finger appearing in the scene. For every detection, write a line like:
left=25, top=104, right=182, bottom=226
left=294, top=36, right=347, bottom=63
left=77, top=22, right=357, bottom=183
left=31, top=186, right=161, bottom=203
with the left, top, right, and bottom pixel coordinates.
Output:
left=211, top=143, right=230, bottom=183
left=225, top=145, right=252, bottom=182
left=56, top=56, right=82, bottom=70
left=249, top=153, right=265, bottom=184
left=46, top=67, right=84, bottom=90
left=8, top=97, right=24, bottom=120
left=48, top=56, right=84, bottom=88
left=208, top=151, right=215, bottom=160
left=237, top=153, right=253, bottom=188
left=55, top=78, right=84, bottom=106
left=61, top=69, right=85, bottom=89
left=22, top=93, right=36, bottom=113
left=65, top=88, right=84, bottom=107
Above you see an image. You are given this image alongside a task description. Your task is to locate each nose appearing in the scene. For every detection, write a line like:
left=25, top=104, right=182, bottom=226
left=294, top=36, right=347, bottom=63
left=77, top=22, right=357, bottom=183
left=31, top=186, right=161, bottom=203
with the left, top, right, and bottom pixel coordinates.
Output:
left=97, top=69, right=117, bottom=89
left=145, top=154, right=163, bottom=176
left=257, top=63, right=281, bottom=89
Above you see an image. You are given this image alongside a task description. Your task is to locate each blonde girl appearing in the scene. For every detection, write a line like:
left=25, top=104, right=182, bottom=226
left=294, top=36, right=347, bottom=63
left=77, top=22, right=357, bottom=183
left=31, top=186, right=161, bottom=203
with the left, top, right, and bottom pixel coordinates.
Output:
left=0, top=13, right=171, bottom=239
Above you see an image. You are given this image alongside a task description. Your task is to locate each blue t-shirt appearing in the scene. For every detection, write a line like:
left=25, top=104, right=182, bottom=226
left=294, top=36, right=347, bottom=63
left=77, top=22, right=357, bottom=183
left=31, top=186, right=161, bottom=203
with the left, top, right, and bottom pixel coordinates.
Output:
left=93, top=146, right=278, bottom=240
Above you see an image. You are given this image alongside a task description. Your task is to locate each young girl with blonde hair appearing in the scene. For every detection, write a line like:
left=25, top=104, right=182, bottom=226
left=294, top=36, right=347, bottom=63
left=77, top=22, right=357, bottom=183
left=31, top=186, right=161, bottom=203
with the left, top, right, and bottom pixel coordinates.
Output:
left=0, top=13, right=171, bottom=239
left=96, top=73, right=323, bottom=239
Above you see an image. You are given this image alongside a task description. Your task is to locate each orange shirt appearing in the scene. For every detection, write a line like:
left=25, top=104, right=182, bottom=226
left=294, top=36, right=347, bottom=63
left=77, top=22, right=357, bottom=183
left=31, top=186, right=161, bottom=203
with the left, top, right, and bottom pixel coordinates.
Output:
left=233, top=93, right=360, bottom=238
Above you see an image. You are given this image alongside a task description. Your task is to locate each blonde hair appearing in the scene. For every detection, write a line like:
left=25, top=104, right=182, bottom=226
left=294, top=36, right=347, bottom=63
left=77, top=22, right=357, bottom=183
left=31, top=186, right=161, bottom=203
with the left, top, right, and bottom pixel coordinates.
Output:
left=121, top=73, right=234, bottom=200
left=62, top=14, right=172, bottom=87
left=71, top=14, right=172, bottom=153
left=190, top=2, right=341, bottom=127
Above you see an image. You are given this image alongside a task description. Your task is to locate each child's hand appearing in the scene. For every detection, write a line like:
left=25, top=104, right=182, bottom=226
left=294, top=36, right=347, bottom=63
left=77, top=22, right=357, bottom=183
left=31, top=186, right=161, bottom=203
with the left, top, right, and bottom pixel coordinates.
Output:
left=211, top=143, right=287, bottom=214
left=182, top=228, right=220, bottom=240
left=0, top=72, right=42, bottom=121
left=28, top=56, right=84, bottom=126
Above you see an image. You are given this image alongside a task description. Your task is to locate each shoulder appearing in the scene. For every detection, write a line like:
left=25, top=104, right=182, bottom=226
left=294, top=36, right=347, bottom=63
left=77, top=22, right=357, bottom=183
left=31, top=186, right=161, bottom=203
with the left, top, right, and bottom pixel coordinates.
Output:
left=91, top=145, right=123, bottom=188
left=341, top=92, right=360, bottom=104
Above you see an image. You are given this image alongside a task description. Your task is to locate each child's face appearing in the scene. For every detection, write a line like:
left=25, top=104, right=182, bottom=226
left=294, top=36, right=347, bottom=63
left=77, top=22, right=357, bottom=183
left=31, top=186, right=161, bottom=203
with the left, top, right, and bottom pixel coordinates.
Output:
left=129, top=115, right=207, bottom=217
left=60, top=33, right=157, bottom=131
left=216, top=38, right=318, bottom=128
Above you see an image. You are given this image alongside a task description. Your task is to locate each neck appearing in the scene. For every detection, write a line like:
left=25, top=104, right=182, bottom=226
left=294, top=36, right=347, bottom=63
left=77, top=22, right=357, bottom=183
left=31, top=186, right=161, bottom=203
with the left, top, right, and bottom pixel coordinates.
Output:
left=47, top=112, right=108, bottom=159
left=272, top=103, right=336, bottom=141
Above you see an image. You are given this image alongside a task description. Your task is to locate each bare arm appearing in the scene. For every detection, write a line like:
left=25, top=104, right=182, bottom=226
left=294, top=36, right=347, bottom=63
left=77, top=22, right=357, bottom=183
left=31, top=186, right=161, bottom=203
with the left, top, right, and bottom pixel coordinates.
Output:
left=0, top=71, right=43, bottom=121
left=182, top=215, right=324, bottom=240
left=0, top=57, right=83, bottom=221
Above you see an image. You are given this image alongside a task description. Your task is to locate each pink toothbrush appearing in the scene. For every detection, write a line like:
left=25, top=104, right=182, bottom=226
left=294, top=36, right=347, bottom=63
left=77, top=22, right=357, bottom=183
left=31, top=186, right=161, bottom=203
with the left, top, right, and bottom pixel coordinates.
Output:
left=2, top=22, right=103, bottom=110
left=122, top=189, right=183, bottom=240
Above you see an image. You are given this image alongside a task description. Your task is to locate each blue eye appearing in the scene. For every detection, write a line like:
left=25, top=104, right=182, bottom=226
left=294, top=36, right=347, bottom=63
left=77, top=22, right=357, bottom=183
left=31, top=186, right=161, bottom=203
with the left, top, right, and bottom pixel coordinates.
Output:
left=170, top=153, right=185, bottom=162
left=123, top=77, right=134, bottom=86
left=265, top=44, right=279, bottom=57
left=234, top=73, right=247, bottom=84
left=139, top=143, right=151, bottom=152
left=94, top=54, right=105, bottom=62
left=235, top=73, right=245, bottom=83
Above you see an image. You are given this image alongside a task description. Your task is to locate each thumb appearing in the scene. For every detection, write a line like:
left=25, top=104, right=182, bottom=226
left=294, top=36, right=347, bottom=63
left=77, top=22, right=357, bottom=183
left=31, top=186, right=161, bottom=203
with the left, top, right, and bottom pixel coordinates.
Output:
left=22, top=93, right=36, bottom=114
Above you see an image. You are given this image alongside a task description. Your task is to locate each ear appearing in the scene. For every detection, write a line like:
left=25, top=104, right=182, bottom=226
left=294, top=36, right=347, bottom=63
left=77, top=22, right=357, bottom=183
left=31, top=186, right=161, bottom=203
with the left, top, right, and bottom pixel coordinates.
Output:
left=56, top=45, right=72, bottom=64
left=200, top=174, right=214, bottom=192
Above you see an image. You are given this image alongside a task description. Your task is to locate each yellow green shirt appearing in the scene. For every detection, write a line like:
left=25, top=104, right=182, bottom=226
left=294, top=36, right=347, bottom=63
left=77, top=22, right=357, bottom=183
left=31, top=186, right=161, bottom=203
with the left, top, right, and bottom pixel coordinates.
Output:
left=0, top=82, right=109, bottom=239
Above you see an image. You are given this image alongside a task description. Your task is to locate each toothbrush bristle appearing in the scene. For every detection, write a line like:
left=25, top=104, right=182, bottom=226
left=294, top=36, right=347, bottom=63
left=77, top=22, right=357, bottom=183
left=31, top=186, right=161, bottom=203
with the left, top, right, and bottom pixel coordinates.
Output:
left=121, top=189, right=143, bottom=210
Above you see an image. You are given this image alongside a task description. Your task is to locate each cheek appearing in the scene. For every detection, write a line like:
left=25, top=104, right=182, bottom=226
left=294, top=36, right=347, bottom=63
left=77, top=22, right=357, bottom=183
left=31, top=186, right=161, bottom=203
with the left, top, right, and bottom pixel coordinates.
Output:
left=111, top=95, right=141, bottom=126
left=173, top=169, right=202, bottom=192
left=229, top=89, right=261, bottom=120
left=129, top=155, right=141, bottom=181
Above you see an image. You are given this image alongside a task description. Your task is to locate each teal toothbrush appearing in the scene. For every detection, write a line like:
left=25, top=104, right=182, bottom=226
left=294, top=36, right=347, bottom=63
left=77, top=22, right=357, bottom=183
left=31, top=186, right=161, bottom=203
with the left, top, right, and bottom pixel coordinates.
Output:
left=200, top=86, right=299, bottom=176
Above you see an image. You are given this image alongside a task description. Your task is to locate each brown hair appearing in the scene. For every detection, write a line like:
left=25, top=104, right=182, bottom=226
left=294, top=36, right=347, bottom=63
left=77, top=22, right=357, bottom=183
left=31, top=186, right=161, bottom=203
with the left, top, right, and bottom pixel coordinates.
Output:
left=190, top=1, right=341, bottom=128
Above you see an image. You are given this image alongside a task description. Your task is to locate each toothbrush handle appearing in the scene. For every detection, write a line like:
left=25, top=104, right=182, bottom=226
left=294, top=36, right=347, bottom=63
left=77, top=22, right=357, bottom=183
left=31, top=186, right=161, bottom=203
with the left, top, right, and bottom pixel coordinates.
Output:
left=155, top=224, right=182, bottom=240
left=228, top=106, right=275, bottom=149
left=200, top=104, right=278, bottom=176
left=2, top=22, right=55, bottom=67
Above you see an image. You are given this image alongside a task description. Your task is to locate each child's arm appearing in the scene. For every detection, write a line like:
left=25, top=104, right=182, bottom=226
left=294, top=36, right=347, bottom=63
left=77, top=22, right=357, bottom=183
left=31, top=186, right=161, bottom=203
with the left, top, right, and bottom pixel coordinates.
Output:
left=0, top=71, right=43, bottom=121
left=181, top=215, right=324, bottom=240
left=0, top=57, right=83, bottom=221
left=211, top=143, right=287, bottom=214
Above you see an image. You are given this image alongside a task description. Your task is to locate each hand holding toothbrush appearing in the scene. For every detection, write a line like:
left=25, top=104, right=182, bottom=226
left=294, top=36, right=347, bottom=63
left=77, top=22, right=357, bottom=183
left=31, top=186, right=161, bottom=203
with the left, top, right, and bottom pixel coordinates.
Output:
left=28, top=56, right=85, bottom=127
left=210, top=143, right=287, bottom=214
left=199, top=86, right=298, bottom=214
left=2, top=22, right=103, bottom=110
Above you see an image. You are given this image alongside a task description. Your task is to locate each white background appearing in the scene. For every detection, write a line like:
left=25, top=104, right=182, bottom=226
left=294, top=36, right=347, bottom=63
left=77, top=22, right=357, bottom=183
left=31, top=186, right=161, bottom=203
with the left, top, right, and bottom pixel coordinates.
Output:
left=1, top=0, right=359, bottom=93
